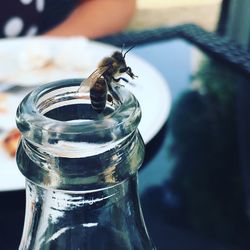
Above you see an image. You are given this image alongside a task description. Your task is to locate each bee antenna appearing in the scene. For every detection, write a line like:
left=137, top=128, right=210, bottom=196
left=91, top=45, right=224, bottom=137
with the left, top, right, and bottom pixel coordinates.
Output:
left=121, top=43, right=126, bottom=54
left=123, top=45, right=135, bottom=58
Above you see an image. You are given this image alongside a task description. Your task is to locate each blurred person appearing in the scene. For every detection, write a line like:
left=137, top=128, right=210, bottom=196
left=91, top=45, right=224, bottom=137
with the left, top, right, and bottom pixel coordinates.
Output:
left=0, top=0, right=136, bottom=39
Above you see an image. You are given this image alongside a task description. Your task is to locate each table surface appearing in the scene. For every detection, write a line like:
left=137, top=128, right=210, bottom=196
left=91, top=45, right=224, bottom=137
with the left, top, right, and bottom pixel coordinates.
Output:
left=1, top=26, right=250, bottom=250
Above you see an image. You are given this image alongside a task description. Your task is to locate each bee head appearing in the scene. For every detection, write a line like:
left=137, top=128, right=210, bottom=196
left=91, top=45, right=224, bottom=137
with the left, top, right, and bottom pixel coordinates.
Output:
left=112, top=51, right=126, bottom=64
left=112, top=46, right=137, bottom=79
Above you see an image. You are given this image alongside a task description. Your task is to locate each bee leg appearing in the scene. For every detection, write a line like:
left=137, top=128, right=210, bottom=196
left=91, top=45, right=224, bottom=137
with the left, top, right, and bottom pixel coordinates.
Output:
left=126, top=67, right=138, bottom=79
left=119, top=67, right=137, bottom=79
left=107, top=82, right=122, bottom=104
left=112, top=76, right=128, bottom=83
left=112, top=76, right=127, bottom=86
left=107, top=94, right=114, bottom=106
left=113, top=76, right=136, bottom=87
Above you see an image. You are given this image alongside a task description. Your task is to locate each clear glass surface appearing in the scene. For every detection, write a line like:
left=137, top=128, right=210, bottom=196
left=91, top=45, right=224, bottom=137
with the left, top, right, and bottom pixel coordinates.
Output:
left=16, top=79, right=155, bottom=250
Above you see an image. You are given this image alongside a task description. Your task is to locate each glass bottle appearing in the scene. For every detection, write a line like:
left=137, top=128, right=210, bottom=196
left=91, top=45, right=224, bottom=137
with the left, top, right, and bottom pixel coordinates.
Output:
left=16, top=79, right=155, bottom=250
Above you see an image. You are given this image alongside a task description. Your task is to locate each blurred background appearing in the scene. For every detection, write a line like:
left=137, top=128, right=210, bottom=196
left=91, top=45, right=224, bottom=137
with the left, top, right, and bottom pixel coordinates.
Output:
left=129, top=0, right=250, bottom=50
left=129, top=0, right=222, bottom=32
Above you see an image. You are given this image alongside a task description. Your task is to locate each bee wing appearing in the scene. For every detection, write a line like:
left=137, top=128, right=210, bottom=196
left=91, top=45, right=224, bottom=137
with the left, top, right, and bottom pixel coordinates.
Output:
left=78, top=66, right=110, bottom=92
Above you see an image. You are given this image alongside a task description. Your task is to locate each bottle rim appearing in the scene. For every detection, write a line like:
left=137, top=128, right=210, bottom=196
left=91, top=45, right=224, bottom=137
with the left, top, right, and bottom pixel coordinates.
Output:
left=16, top=78, right=141, bottom=155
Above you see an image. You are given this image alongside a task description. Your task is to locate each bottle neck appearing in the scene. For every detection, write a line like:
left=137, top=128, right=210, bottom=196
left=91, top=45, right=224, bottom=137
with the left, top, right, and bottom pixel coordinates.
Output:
left=19, top=174, right=154, bottom=250
left=17, top=129, right=144, bottom=191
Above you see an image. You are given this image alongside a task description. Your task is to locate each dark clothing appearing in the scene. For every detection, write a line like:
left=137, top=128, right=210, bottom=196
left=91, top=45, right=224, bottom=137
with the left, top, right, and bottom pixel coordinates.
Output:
left=0, top=0, right=80, bottom=38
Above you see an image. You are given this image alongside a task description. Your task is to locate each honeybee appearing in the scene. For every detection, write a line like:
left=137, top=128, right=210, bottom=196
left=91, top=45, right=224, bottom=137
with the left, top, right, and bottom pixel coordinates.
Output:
left=78, top=47, right=136, bottom=113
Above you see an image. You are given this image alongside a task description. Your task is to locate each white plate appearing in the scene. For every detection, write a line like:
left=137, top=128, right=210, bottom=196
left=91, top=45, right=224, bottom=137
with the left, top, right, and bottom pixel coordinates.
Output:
left=0, top=37, right=171, bottom=191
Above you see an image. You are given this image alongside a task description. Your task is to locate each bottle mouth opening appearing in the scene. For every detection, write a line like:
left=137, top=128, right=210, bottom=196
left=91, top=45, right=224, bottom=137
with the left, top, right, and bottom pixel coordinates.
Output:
left=16, top=79, right=141, bottom=155
left=36, top=82, right=117, bottom=121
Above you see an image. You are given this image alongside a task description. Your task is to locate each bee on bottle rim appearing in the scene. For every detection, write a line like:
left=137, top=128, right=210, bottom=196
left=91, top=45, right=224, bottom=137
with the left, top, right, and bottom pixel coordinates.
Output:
left=78, top=46, right=136, bottom=113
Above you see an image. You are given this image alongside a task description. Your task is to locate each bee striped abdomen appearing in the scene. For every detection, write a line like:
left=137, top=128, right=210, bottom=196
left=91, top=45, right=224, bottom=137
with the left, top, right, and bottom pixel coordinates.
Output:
left=90, top=78, right=107, bottom=113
